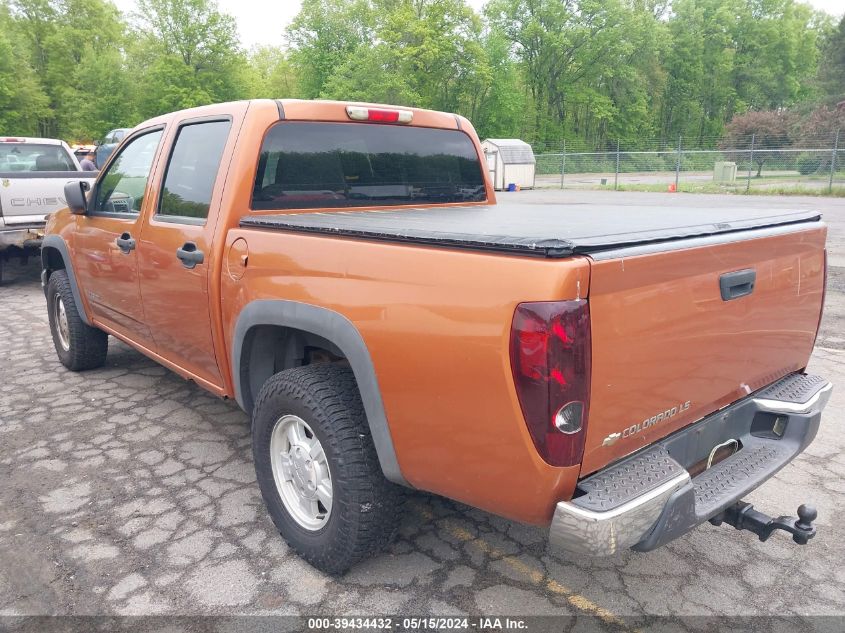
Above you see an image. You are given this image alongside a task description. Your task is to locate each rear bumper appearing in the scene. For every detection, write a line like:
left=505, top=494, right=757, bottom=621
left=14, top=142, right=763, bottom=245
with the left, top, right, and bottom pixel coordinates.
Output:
left=549, top=373, right=832, bottom=556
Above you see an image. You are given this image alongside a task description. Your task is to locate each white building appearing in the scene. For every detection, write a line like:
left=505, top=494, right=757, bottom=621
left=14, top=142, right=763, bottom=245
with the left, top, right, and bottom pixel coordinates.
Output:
left=481, top=139, right=536, bottom=191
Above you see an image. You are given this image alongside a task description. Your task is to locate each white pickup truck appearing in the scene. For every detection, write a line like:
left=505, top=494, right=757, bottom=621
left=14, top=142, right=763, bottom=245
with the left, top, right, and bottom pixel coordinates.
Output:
left=0, top=137, right=96, bottom=282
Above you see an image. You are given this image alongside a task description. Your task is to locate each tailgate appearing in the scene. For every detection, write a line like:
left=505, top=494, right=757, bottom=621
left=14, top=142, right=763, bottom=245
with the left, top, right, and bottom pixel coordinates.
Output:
left=582, top=223, right=827, bottom=475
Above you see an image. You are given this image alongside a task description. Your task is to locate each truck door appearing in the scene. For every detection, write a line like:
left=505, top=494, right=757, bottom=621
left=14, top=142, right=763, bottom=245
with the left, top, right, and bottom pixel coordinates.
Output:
left=73, top=127, right=164, bottom=346
left=136, top=118, right=233, bottom=390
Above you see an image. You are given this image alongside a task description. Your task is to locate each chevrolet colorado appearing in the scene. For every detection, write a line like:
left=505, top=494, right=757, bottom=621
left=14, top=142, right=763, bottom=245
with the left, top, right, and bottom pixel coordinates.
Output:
left=42, top=100, right=831, bottom=573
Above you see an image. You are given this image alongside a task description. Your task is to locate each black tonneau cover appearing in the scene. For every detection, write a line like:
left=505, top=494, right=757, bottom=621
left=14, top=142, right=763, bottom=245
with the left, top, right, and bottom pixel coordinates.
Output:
left=239, top=203, right=821, bottom=258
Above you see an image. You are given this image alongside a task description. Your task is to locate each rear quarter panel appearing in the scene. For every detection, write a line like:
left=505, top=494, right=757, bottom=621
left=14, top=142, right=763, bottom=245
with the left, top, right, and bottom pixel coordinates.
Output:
left=222, top=228, right=591, bottom=525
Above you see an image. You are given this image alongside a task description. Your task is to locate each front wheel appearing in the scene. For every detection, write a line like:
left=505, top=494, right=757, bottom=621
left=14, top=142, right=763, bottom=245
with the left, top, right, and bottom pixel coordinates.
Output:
left=252, top=363, right=404, bottom=575
left=46, top=269, right=108, bottom=371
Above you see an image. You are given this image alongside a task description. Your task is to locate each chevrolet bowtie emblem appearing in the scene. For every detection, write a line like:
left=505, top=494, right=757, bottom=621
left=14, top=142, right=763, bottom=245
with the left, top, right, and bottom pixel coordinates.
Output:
left=602, top=432, right=621, bottom=447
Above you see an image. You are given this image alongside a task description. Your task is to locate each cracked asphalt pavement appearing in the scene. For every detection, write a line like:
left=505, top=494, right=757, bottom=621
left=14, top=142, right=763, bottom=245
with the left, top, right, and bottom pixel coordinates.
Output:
left=1, top=190, right=844, bottom=626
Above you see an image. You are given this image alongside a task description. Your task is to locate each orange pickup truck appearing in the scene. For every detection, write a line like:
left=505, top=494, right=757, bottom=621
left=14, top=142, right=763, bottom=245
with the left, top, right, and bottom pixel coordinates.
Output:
left=42, top=99, right=831, bottom=573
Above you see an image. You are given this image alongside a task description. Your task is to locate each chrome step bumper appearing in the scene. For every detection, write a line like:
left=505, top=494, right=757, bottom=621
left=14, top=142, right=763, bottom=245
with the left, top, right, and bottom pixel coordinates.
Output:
left=549, top=373, right=832, bottom=556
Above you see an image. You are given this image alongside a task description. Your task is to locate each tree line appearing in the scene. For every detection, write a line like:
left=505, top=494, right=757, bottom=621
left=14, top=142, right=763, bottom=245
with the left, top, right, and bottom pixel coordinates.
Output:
left=1, top=0, right=843, bottom=148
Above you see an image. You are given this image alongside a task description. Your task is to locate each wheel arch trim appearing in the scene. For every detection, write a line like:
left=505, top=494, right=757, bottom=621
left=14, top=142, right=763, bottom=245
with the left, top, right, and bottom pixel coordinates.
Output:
left=41, top=235, right=91, bottom=325
left=232, top=299, right=408, bottom=486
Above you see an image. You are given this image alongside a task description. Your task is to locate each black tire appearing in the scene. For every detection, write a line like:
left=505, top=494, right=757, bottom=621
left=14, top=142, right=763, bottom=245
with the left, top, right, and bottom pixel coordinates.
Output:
left=46, top=269, right=108, bottom=371
left=252, top=363, right=404, bottom=575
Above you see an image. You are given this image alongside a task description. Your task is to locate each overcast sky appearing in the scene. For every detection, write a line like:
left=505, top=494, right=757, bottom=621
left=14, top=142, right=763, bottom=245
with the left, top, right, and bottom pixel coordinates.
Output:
left=113, top=0, right=843, bottom=49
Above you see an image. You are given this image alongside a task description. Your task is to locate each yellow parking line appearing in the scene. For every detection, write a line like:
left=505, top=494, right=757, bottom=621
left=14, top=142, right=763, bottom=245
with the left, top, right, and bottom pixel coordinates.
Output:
left=421, top=512, right=633, bottom=630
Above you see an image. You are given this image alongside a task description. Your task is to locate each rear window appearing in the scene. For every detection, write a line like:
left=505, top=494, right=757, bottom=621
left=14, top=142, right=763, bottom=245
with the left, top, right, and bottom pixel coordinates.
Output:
left=0, top=143, right=75, bottom=172
left=252, top=122, right=486, bottom=210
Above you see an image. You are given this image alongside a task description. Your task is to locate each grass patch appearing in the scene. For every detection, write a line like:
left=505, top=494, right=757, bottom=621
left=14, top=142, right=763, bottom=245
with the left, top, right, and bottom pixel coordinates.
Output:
left=606, top=183, right=845, bottom=196
left=744, top=185, right=845, bottom=197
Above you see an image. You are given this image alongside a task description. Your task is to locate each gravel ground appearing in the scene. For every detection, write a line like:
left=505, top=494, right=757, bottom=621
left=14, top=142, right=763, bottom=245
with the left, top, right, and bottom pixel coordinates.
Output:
left=1, top=190, right=844, bottom=630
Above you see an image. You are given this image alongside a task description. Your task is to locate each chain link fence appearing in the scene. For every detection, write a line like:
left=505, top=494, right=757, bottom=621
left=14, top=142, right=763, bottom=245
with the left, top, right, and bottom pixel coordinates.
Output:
left=532, top=132, right=844, bottom=194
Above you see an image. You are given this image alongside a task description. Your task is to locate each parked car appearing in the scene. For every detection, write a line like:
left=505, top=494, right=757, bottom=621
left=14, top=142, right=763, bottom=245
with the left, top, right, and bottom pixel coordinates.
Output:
left=0, top=137, right=96, bottom=283
left=42, top=100, right=830, bottom=574
left=94, top=127, right=132, bottom=169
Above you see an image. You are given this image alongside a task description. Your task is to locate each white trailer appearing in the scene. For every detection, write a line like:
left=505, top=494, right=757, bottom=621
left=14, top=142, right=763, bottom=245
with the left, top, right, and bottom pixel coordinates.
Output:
left=481, top=139, right=536, bottom=191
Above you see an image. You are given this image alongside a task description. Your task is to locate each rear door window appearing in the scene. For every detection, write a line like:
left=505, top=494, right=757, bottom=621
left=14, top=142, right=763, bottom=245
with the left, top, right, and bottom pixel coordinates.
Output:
left=252, top=122, right=486, bottom=210
left=157, top=120, right=231, bottom=222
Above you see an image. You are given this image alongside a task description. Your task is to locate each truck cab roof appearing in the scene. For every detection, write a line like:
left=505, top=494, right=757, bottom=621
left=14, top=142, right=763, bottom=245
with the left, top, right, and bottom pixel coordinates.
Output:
left=136, top=99, right=470, bottom=132
left=0, top=137, right=69, bottom=146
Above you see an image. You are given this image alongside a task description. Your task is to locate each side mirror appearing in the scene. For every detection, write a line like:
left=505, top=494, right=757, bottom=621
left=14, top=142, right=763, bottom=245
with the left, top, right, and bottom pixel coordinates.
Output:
left=65, top=180, right=91, bottom=215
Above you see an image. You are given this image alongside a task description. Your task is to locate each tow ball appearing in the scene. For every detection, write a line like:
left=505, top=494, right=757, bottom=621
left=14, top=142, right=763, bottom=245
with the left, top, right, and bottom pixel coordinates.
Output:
left=709, top=502, right=818, bottom=545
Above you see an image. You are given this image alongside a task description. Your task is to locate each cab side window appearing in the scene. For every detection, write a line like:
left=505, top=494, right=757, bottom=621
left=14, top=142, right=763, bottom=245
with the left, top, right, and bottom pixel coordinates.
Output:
left=157, top=120, right=231, bottom=222
left=93, top=130, right=163, bottom=215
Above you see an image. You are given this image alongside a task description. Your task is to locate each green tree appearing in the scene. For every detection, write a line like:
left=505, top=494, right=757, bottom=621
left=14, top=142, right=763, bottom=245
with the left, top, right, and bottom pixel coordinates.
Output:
left=819, top=15, right=845, bottom=102
left=7, top=0, right=134, bottom=139
left=320, top=44, right=423, bottom=105
left=485, top=0, right=664, bottom=145
left=304, top=0, right=492, bottom=130
left=7, top=0, right=59, bottom=135
left=469, top=29, right=526, bottom=138
left=373, top=0, right=491, bottom=114
left=729, top=0, right=821, bottom=113
left=135, top=0, right=240, bottom=72
left=287, top=0, right=375, bottom=98
left=662, top=0, right=825, bottom=143
left=245, top=46, right=300, bottom=99
left=0, top=4, right=50, bottom=134
left=661, top=0, right=740, bottom=142
left=130, top=0, right=249, bottom=118
left=50, top=0, right=135, bottom=139
left=62, top=48, right=137, bottom=141
left=1, top=0, right=841, bottom=151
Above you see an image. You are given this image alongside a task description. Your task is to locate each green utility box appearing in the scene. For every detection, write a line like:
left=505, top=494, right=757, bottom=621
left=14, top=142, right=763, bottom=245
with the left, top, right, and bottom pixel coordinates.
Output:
left=713, top=161, right=737, bottom=183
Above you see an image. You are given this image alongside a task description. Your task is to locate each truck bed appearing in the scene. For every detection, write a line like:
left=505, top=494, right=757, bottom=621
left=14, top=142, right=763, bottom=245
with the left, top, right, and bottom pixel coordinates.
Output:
left=240, top=203, right=821, bottom=257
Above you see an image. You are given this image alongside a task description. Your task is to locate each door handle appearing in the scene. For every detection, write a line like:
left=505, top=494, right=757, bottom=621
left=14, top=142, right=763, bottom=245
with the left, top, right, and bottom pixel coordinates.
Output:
left=115, top=232, right=135, bottom=254
left=176, top=242, right=204, bottom=269
left=720, top=268, right=756, bottom=301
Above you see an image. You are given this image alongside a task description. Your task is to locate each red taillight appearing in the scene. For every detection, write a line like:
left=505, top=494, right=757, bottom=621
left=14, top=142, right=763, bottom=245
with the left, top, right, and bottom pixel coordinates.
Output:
left=1, top=138, right=24, bottom=142
left=345, top=105, right=413, bottom=124
left=510, top=300, right=591, bottom=467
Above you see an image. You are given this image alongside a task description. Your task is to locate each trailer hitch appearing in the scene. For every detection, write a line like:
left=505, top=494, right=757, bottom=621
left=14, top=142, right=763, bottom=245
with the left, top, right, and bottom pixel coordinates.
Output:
left=709, top=502, right=817, bottom=545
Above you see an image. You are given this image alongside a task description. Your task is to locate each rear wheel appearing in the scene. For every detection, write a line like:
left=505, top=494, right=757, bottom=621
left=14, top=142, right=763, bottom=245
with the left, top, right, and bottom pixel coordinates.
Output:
left=252, top=363, right=404, bottom=574
left=46, top=270, right=108, bottom=371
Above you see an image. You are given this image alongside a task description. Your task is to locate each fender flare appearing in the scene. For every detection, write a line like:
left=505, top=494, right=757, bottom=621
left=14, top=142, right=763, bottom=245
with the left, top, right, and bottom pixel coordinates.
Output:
left=41, top=235, right=91, bottom=325
left=232, top=299, right=408, bottom=487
